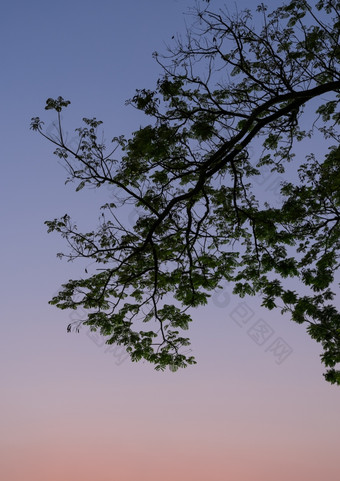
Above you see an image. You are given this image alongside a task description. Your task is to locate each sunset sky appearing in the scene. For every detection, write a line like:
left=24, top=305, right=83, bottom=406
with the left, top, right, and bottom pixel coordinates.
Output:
left=1, top=1, right=339, bottom=480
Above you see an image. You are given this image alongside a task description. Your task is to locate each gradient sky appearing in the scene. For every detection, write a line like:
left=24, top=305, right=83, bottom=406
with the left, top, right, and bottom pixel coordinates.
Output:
left=1, top=1, right=339, bottom=480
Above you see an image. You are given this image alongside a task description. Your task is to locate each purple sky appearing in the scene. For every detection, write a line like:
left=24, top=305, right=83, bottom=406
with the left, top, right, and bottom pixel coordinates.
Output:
left=1, top=1, right=339, bottom=480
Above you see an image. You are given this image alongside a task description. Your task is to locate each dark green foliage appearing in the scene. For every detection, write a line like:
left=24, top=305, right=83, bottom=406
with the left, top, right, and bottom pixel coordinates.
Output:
left=32, top=0, right=340, bottom=383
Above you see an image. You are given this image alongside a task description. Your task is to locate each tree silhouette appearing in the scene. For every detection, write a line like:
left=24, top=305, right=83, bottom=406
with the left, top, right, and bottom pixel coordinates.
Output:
left=31, top=0, right=340, bottom=384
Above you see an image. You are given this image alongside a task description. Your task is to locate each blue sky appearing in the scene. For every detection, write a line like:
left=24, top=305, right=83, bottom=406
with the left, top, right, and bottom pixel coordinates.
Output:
left=1, top=1, right=339, bottom=480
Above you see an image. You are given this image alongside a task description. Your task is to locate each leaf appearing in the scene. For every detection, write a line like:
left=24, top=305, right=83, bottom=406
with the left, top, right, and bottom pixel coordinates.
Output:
left=75, top=181, right=86, bottom=192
